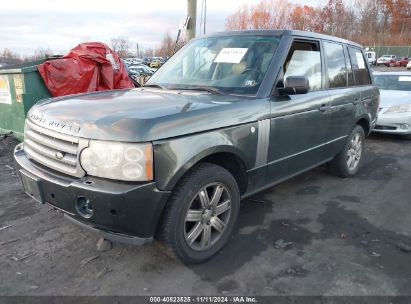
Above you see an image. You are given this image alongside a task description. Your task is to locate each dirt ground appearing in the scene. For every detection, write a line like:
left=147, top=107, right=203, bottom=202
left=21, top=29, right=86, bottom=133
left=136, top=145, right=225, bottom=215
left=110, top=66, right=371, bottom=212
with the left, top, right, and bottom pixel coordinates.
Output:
left=1, top=130, right=411, bottom=296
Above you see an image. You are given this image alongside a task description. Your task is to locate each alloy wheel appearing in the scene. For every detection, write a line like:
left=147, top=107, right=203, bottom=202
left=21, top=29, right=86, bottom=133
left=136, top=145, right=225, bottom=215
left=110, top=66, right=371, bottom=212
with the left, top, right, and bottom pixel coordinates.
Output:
left=347, top=133, right=362, bottom=170
left=184, top=183, right=231, bottom=251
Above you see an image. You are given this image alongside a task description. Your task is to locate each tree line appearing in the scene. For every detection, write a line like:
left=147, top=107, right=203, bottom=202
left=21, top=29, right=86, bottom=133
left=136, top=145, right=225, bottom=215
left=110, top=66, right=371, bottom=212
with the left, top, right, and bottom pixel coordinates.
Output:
left=225, top=0, right=411, bottom=46
left=3, top=0, right=409, bottom=66
left=0, top=47, right=54, bottom=65
left=109, top=32, right=185, bottom=58
left=0, top=32, right=183, bottom=66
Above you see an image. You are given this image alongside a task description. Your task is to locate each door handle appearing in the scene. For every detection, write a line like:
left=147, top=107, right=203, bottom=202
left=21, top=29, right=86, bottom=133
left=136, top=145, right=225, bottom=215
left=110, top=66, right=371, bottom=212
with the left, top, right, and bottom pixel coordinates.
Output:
left=318, top=104, right=328, bottom=113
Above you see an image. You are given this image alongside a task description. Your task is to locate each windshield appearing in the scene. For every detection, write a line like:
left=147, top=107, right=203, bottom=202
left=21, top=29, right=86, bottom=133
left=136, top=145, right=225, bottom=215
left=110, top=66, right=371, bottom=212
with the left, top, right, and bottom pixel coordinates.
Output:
left=146, top=35, right=280, bottom=95
left=374, top=75, right=411, bottom=91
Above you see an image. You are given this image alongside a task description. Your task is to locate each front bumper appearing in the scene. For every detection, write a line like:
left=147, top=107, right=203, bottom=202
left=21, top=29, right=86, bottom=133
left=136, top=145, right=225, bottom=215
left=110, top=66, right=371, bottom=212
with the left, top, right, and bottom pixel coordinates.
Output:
left=373, top=111, right=411, bottom=135
left=14, top=143, right=171, bottom=244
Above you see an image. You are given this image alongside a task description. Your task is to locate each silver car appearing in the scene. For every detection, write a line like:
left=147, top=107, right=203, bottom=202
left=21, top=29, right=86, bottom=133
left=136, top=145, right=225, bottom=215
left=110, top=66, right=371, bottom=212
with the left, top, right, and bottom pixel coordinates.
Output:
left=373, top=72, right=411, bottom=138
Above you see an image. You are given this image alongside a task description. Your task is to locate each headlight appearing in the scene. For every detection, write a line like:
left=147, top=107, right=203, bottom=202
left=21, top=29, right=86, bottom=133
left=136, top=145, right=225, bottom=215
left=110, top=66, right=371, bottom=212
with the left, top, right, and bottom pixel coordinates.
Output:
left=80, top=140, right=153, bottom=181
left=385, top=104, right=411, bottom=113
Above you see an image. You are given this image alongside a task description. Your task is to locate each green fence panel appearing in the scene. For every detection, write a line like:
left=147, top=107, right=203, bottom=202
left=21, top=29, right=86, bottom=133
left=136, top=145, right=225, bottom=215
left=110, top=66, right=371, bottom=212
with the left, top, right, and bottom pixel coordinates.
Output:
left=366, top=46, right=411, bottom=58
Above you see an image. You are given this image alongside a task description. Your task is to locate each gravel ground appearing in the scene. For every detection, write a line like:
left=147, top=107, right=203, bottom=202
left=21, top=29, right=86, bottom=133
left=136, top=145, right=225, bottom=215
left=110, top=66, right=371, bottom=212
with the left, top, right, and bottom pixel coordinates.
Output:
left=0, top=131, right=411, bottom=296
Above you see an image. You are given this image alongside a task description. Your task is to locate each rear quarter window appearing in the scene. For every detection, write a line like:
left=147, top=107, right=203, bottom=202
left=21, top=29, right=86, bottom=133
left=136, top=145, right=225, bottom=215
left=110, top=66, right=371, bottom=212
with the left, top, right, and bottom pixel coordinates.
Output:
left=348, top=47, right=371, bottom=86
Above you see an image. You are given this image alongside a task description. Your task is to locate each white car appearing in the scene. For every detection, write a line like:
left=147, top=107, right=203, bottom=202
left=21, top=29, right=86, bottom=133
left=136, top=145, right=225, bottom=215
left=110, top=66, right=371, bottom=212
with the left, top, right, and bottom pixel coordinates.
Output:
left=373, top=72, right=411, bottom=138
left=407, top=61, right=411, bottom=70
left=376, top=54, right=396, bottom=66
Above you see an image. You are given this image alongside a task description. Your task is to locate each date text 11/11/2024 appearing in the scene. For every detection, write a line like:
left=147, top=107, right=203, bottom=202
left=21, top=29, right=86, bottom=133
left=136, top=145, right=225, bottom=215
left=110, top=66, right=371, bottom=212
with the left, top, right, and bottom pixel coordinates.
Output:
left=149, top=296, right=258, bottom=303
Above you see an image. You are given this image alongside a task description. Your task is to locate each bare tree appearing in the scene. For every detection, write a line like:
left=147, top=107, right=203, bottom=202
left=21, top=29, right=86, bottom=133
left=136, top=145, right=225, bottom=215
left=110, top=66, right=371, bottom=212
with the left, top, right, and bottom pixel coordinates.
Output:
left=109, top=36, right=132, bottom=58
left=226, top=1, right=292, bottom=30
left=226, top=0, right=411, bottom=46
left=155, top=32, right=186, bottom=57
left=226, top=5, right=250, bottom=30
left=0, top=48, right=22, bottom=65
left=34, top=47, right=53, bottom=59
left=155, top=32, right=174, bottom=57
left=21, top=47, right=54, bottom=62
left=141, top=48, right=155, bottom=57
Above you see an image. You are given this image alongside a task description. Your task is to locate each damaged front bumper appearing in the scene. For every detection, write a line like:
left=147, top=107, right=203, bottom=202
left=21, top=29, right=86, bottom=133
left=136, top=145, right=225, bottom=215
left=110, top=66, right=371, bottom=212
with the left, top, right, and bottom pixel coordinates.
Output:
left=14, top=143, right=171, bottom=245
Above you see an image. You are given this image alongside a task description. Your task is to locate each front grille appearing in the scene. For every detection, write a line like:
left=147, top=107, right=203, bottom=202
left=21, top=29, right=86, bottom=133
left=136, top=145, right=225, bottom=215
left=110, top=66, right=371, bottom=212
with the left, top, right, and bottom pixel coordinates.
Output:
left=24, top=119, right=86, bottom=177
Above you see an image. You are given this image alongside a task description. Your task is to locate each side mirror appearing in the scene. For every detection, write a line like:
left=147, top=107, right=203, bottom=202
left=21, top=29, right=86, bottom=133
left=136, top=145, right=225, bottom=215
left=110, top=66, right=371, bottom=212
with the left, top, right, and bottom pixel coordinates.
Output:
left=279, top=76, right=309, bottom=95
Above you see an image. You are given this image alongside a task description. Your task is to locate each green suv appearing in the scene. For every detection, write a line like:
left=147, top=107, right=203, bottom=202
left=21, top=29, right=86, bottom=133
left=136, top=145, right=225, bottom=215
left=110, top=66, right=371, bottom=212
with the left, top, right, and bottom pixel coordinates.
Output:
left=14, top=30, right=379, bottom=263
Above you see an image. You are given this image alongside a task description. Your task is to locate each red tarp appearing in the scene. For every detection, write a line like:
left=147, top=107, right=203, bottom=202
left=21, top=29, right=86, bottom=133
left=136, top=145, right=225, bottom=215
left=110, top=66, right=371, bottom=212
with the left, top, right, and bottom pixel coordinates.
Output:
left=37, top=42, right=134, bottom=97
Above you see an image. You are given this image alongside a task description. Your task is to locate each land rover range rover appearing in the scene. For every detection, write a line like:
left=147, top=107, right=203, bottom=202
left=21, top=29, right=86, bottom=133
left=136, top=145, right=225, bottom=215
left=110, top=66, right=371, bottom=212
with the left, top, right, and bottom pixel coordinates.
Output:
left=14, top=30, right=379, bottom=263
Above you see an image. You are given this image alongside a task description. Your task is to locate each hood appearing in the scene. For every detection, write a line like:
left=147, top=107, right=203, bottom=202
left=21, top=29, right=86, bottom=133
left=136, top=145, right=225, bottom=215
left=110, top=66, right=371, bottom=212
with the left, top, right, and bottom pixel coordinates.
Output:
left=379, top=90, right=411, bottom=108
left=28, top=88, right=269, bottom=142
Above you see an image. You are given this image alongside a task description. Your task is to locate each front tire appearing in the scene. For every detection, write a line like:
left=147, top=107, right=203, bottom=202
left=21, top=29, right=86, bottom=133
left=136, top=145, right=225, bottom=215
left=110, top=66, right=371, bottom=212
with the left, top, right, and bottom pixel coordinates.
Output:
left=327, top=125, right=365, bottom=178
left=158, top=163, right=240, bottom=264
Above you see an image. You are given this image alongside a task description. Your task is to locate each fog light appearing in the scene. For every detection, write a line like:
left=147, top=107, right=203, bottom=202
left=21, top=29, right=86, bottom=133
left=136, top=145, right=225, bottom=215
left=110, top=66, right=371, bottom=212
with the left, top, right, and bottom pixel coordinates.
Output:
left=75, top=196, right=94, bottom=218
left=399, top=124, right=409, bottom=130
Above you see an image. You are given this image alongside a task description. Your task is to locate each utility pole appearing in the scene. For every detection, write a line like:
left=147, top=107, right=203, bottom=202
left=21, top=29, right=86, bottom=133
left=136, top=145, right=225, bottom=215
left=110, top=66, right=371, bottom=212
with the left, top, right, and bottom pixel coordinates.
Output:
left=203, top=0, right=206, bottom=35
left=187, top=0, right=197, bottom=41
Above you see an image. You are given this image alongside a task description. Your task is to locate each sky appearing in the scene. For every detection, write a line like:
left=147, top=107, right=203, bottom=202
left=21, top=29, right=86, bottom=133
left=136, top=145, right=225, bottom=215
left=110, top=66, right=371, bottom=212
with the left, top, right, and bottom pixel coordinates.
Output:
left=0, top=0, right=318, bottom=56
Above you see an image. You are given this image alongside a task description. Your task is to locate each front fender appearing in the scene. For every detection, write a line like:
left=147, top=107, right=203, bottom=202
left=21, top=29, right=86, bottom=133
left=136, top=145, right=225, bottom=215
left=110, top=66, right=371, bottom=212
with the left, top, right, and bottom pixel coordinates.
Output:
left=153, top=123, right=258, bottom=191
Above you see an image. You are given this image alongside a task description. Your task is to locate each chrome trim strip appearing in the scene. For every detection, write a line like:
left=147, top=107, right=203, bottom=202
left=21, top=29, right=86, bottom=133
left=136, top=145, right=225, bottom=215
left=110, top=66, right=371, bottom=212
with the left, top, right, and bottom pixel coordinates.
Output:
left=26, top=119, right=79, bottom=144
left=25, top=130, right=78, bottom=155
left=15, top=144, right=74, bottom=187
left=25, top=139, right=77, bottom=166
left=24, top=145, right=78, bottom=175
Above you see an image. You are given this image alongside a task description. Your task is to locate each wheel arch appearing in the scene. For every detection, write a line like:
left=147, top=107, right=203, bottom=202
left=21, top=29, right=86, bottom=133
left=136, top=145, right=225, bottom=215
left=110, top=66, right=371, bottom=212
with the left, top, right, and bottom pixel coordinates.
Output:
left=163, top=145, right=249, bottom=195
left=356, top=116, right=371, bottom=135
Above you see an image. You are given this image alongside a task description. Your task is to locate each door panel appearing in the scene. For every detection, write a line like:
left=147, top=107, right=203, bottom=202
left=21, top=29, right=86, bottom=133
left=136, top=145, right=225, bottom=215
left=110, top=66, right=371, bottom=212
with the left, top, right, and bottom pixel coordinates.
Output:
left=267, top=91, right=330, bottom=182
left=327, top=88, right=358, bottom=154
left=265, top=38, right=331, bottom=184
left=324, top=43, right=358, bottom=156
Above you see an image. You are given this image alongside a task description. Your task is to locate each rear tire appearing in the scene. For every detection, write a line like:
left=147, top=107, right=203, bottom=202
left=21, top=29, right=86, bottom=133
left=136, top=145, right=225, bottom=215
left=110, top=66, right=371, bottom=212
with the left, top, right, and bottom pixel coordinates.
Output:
left=327, top=125, right=365, bottom=178
left=157, top=163, right=240, bottom=264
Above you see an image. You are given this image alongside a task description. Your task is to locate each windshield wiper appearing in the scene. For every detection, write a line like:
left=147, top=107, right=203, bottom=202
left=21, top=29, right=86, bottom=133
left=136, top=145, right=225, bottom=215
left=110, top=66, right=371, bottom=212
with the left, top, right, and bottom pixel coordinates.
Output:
left=142, top=83, right=166, bottom=90
left=170, top=86, right=223, bottom=95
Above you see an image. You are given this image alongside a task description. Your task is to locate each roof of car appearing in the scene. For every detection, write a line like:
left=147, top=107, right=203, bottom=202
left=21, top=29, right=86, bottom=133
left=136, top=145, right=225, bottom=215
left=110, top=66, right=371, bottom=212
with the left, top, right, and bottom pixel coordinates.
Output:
left=203, top=29, right=363, bottom=48
left=373, top=71, right=411, bottom=76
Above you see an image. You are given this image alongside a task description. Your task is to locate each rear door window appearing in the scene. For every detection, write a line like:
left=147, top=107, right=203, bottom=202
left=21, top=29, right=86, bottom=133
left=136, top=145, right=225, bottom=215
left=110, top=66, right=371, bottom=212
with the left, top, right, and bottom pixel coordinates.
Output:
left=324, top=42, right=347, bottom=88
left=348, top=47, right=371, bottom=85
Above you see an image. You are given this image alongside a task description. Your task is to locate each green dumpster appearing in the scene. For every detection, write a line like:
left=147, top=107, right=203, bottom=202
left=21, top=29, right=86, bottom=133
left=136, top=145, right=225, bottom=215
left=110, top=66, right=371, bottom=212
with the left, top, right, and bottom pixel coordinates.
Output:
left=0, top=60, right=51, bottom=141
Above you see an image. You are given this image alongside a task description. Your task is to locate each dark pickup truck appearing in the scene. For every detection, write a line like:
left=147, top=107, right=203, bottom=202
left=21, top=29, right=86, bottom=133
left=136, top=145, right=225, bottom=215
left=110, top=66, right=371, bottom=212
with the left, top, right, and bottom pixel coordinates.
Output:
left=14, top=30, right=379, bottom=263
